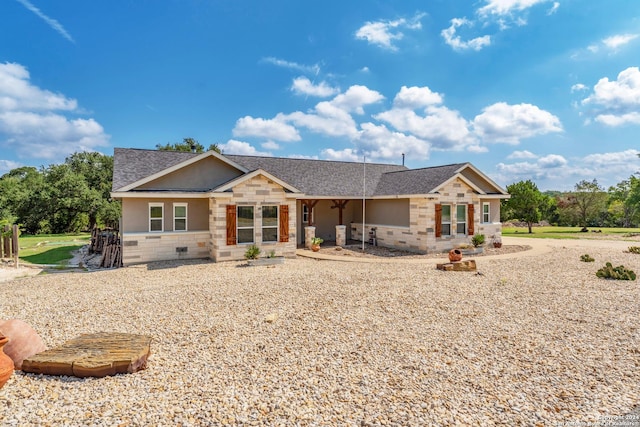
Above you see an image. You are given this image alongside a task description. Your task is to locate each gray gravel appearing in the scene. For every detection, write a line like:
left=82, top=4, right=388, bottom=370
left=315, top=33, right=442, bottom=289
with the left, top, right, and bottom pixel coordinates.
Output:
left=0, top=242, right=639, bottom=426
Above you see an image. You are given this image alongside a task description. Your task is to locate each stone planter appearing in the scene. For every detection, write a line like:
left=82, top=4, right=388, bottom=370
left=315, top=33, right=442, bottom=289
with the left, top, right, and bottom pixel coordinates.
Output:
left=460, top=247, right=484, bottom=256
left=0, top=336, right=13, bottom=389
left=247, top=257, right=285, bottom=266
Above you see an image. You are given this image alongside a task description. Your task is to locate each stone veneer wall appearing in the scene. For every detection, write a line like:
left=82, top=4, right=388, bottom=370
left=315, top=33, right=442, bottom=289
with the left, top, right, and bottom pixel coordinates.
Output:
left=349, top=178, right=503, bottom=254
left=121, top=231, right=211, bottom=265
left=210, top=175, right=297, bottom=262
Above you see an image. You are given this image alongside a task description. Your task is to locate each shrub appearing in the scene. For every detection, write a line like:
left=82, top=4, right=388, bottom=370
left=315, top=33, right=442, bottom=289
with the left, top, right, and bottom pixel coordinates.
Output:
left=311, top=237, right=323, bottom=245
left=596, top=262, right=636, bottom=281
left=471, top=234, right=485, bottom=248
left=244, top=244, right=261, bottom=260
left=628, top=246, right=640, bottom=254
left=580, top=254, right=595, bottom=262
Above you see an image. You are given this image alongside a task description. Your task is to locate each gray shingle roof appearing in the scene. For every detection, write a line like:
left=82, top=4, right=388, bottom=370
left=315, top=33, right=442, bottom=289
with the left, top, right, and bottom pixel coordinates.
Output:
left=374, top=163, right=467, bottom=195
left=112, top=148, right=501, bottom=197
left=224, top=155, right=407, bottom=197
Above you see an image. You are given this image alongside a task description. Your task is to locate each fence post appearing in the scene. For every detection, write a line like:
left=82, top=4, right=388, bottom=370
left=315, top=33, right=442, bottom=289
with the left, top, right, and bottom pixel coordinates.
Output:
left=12, top=224, right=19, bottom=268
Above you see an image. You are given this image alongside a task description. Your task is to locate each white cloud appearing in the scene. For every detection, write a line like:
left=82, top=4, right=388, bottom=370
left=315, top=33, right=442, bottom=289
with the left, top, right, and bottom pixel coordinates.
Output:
left=547, top=2, right=560, bottom=15
left=441, top=18, right=491, bottom=51
left=0, top=159, right=21, bottom=174
left=290, top=77, right=339, bottom=98
left=355, top=13, right=426, bottom=51
left=602, top=33, right=638, bottom=50
left=321, top=148, right=361, bottom=162
left=356, top=122, right=432, bottom=161
left=0, top=62, right=109, bottom=160
left=393, top=86, right=443, bottom=109
left=375, top=105, right=473, bottom=149
left=473, top=102, right=562, bottom=144
left=261, top=141, right=280, bottom=150
left=478, top=0, right=552, bottom=17
left=284, top=102, right=359, bottom=138
left=219, top=139, right=272, bottom=156
left=571, top=83, right=588, bottom=92
left=331, top=85, right=385, bottom=114
left=0, top=63, right=77, bottom=111
left=261, top=57, right=320, bottom=75
left=582, top=67, right=640, bottom=126
left=232, top=115, right=301, bottom=142
left=496, top=149, right=640, bottom=189
left=16, top=0, right=74, bottom=43
left=507, top=150, right=537, bottom=159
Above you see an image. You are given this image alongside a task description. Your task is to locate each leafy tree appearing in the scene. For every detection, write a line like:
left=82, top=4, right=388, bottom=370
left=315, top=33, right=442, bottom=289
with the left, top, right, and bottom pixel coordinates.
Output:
left=569, top=179, right=607, bottom=228
left=156, top=137, right=221, bottom=153
left=504, top=180, right=544, bottom=233
left=607, top=179, right=637, bottom=227
left=0, top=167, right=50, bottom=234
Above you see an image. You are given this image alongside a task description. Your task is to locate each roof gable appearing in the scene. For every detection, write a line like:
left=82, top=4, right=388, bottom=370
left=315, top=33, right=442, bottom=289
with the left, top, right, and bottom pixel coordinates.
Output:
left=212, top=169, right=301, bottom=194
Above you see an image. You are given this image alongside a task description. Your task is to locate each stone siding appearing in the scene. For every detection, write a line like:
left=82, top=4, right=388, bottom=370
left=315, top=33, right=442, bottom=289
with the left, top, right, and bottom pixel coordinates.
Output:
left=210, top=175, right=297, bottom=262
left=121, top=231, right=210, bottom=265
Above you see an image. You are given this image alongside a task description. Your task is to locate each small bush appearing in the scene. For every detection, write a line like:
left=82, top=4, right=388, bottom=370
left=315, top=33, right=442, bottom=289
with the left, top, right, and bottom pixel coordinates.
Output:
left=244, top=244, right=261, bottom=260
left=596, top=262, right=636, bottom=281
left=471, top=234, right=485, bottom=247
left=580, top=254, right=595, bottom=262
left=628, top=246, right=640, bottom=254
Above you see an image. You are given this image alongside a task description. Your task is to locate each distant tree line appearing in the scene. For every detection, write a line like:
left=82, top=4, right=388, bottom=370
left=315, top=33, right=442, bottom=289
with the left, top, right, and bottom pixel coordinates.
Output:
left=0, top=138, right=219, bottom=235
left=502, top=173, right=640, bottom=231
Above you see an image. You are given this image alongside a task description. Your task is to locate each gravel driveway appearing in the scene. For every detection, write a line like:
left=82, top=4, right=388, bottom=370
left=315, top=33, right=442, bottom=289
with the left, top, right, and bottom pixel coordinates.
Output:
left=0, top=237, right=639, bottom=425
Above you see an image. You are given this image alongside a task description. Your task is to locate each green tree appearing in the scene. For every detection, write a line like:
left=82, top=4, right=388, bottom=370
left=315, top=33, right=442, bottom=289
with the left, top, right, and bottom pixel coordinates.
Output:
left=607, top=179, right=637, bottom=227
left=0, top=167, right=50, bottom=233
left=156, top=137, right=221, bottom=153
left=569, top=179, right=607, bottom=228
left=504, top=180, right=544, bottom=233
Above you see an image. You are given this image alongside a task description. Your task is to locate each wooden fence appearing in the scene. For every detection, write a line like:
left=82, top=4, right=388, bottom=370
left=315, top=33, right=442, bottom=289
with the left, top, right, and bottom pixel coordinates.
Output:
left=89, top=228, right=122, bottom=268
left=1, top=224, right=20, bottom=267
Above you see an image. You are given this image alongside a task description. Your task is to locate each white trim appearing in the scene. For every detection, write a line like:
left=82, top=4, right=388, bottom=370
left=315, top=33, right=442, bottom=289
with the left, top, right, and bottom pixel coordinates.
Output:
left=482, top=202, right=491, bottom=224
left=455, top=163, right=509, bottom=195
left=111, top=192, right=211, bottom=199
left=236, top=205, right=255, bottom=244
left=436, top=174, right=485, bottom=195
left=441, top=204, right=452, bottom=236
left=173, top=202, right=188, bottom=232
left=261, top=205, right=279, bottom=243
left=117, top=151, right=249, bottom=192
left=148, top=202, right=164, bottom=232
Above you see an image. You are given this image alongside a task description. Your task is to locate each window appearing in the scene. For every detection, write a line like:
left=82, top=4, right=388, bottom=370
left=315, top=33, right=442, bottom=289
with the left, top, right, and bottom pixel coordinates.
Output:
left=483, top=202, right=490, bottom=223
left=149, top=203, right=164, bottom=232
left=237, top=206, right=254, bottom=244
left=456, top=205, right=467, bottom=235
left=441, top=204, right=451, bottom=236
left=262, top=205, right=278, bottom=242
left=173, top=203, right=187, bottom=231
left=302, top=204, right=314, bottom=224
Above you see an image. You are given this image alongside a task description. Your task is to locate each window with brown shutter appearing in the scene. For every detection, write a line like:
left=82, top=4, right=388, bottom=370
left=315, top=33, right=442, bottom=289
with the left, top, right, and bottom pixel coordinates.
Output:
left=226, top=204, right=236, bottom=245
left=468, top=203, right=474, bottom=236
left=435, top=204, right=442, bottom=238
left=279, top=205, right=289, bottom=242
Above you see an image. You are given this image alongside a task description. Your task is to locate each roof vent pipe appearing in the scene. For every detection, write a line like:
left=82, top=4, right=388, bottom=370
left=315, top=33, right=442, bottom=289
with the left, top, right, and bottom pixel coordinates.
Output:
left=190, top=143, right=196, bottom=153
left=402, top=153, right=405, bottom=166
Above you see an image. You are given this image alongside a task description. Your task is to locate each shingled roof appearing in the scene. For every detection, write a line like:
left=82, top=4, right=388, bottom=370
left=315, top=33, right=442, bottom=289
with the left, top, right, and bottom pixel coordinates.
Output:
left=112, top=148, right=504, bottom=197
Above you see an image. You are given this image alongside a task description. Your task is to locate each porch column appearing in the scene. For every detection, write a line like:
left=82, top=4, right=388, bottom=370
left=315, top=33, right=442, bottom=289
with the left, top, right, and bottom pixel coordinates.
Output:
left=304, top=226, right=316, bottom=250
left=335, top=225, right=346, bottom=247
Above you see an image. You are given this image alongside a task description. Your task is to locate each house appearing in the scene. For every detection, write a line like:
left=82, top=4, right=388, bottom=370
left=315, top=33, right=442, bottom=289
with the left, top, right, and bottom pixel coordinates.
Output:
left=110, top=148, right=509, bottom=264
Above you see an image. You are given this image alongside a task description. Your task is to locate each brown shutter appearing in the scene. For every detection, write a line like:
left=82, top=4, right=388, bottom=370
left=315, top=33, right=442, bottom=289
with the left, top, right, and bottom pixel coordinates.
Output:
left=468, top=203, right=474, bottom=236
left=279, top=205, right=289, bottom=242
left=435, top=204, right=442, bottom=238
left=226, top=205, right=236, bottom=245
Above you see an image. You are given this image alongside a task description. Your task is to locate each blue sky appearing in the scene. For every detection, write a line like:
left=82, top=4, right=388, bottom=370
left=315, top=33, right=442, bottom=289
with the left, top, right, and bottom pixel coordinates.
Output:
left=1, top=0, right=640, bottom=191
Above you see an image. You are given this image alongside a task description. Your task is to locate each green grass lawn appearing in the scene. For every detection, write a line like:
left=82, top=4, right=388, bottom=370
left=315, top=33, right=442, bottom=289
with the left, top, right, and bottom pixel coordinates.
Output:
left=502, top=226, right=640, bottom=239
left=17, top=233, right=90, bottom=265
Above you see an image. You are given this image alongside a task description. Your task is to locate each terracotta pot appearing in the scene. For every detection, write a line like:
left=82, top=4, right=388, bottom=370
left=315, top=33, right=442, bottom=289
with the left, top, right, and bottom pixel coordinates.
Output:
left=311, top=244, right=320, bottom=252
left=0, top=336, right=14, bottom=389
left=0, top=319, right=47, bottom=370
left=448, top=249, right=462, bottom=262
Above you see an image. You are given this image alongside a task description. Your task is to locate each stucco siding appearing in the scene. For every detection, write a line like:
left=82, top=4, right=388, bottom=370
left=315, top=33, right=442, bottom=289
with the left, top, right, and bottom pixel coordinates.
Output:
left=137, top=156, right=242, bottom=191
left=121, top=198, right=209, bottom=233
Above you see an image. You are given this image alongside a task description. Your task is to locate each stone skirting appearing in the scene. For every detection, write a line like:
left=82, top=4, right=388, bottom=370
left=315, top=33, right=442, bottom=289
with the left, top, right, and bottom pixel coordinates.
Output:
left=121, top=231, right=211, bottom=265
